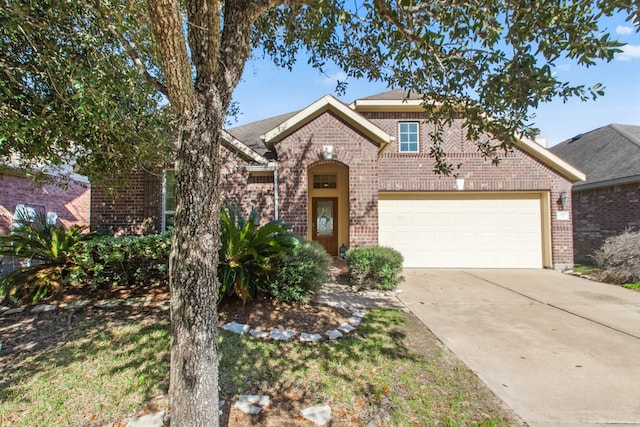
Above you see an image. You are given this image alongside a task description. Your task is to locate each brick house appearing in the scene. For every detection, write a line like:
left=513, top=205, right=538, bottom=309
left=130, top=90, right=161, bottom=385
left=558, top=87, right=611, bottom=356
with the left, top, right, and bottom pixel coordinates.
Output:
left=550, top=124, right=640, bottom=263
left=92, top=90, right=585, bottom=270
left=0, top=164, right=90, bottom=235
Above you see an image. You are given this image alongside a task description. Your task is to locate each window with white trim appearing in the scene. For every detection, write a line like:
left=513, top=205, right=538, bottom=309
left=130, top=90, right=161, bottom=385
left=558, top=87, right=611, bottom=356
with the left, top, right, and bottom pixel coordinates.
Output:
left=399, top=122, right=419, bottom=153
left=163, top=170, right=176, bottom=230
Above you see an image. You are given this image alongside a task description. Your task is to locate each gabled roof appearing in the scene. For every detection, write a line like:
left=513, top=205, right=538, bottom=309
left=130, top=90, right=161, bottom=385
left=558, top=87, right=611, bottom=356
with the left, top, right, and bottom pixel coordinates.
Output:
left=351, top=89, right=428, bottom=112
left=516, top=137, right=585, bottom=183
left=260, top=95, right=394, bottom=149
left=226, top=111, right=298, bottom=156
left=221, top=130, right=270, bottom=165
left=550, top=124, right=640, bottom=189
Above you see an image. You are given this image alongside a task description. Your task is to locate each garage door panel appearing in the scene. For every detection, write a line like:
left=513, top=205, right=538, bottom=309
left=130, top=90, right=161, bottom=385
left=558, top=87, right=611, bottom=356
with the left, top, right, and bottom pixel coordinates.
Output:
left=379, top=194, right=543, bottom=268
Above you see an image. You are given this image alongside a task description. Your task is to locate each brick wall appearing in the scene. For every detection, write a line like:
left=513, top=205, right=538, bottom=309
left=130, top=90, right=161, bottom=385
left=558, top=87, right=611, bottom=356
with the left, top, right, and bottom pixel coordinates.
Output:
left=0, top=168, right=90, bottom=235
left=90, top=169, right=162, bottom=235
left=275, top=111, right=379, bottom=246
left=572, top=182, right=640, bottom=262
left=365, top=112, right=576, bottom=268
left=90, top=145, right=274, bottom=235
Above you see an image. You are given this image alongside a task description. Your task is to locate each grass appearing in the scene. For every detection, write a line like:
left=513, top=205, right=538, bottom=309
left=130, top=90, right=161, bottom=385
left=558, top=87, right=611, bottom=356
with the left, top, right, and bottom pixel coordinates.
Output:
left=573, top=263, right=640, bottom=291
left=573, top=263, right=598, bottom=276
left=1, top=309, right=518, bottom=426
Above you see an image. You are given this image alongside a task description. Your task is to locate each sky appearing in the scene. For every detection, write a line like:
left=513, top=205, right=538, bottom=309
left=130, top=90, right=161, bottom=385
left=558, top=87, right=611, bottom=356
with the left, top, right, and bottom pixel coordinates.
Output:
left=231, top=14, right=640, bottom=147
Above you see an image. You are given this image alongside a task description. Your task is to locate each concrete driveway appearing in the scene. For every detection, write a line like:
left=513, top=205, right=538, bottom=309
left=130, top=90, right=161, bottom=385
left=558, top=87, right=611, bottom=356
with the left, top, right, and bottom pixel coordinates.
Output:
left=397, top=269, right=640, bottom=427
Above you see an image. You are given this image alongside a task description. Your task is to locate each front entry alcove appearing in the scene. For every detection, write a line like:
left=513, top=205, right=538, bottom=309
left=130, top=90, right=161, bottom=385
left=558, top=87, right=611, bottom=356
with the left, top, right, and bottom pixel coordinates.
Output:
left=308, top=162, right=349, bottom=256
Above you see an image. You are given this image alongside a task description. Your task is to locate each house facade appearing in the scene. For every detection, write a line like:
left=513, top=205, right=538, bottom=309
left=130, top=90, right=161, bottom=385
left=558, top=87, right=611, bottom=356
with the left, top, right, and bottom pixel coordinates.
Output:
left=0, top=164, right=90, bottom=235
left=92, top=90, right=585, bottom=270
left=550, top=124, right=640, bottom=263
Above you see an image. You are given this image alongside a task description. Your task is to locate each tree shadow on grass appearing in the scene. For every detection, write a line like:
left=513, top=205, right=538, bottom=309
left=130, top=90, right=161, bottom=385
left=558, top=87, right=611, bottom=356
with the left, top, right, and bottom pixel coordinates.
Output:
left=0, top=306, right=170, bottom=426
left=217, top=309, right=419, bottom=426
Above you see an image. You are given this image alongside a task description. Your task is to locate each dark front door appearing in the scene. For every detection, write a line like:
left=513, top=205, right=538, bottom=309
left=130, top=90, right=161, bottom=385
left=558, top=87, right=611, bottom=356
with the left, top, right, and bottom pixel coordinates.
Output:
left=312, top=197, right=338, bottom=256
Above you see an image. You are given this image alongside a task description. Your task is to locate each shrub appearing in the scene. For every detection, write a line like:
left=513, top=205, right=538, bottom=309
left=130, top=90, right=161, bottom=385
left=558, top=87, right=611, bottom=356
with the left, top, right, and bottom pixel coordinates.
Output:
left=0, top=211, right=92, bottom=303
left=267, top=238, right=331, bottom=303
left=592, top=229, right=640, bottom=285
left=218, top=205, right=296, bottom=303
left=346, top=246, right=404, bottom=290
left=71, top=232, right=171, bottom=288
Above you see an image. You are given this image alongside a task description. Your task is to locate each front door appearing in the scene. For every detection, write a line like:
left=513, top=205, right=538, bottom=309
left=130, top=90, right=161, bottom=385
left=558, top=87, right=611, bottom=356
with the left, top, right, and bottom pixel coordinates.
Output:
left=312, top=197, right=338, bottom=256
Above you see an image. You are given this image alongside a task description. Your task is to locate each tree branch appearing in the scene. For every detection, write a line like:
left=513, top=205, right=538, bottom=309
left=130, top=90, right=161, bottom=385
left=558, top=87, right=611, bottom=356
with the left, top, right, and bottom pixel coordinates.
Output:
left=186, top=0, right=220, bottom=87
left=147, top=0, right=195, bottom=116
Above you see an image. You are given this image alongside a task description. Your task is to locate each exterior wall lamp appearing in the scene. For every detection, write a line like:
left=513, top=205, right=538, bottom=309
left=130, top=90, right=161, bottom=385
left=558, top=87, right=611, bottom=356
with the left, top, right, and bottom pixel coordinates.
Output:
left=322, top=145, right=334, bottom=160
left=558, top=191, right=569, bottom=210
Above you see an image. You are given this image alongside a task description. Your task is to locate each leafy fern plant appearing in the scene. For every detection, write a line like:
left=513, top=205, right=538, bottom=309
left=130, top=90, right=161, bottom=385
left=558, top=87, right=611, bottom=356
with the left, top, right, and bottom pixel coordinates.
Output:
left=0, top=211, right=92, bottom=303
left=218, top=205, right=296, bottom=304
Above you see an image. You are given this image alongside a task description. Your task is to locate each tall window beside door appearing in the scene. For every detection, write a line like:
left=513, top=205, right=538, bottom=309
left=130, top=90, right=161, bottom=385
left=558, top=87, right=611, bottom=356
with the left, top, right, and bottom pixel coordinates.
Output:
left=399, top=122, right=419, bottom=153
left=163, top=170, right=176, bottom=230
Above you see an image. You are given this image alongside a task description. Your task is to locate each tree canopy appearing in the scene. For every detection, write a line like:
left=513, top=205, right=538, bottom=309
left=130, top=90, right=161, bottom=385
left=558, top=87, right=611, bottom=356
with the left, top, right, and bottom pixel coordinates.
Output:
left=0, top=0, right=171, bottom=183
left=1, top=0, right=638, bottom=178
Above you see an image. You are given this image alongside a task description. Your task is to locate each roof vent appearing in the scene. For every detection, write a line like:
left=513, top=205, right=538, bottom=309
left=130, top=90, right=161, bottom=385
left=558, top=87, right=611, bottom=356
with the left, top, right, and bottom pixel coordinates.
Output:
left=569, top=134, right=583, bottom=143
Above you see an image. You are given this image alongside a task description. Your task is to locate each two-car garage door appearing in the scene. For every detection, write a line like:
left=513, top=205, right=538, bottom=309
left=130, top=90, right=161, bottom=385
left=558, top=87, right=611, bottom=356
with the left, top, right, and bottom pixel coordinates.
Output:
left=378, top=193, right=546, bottom=268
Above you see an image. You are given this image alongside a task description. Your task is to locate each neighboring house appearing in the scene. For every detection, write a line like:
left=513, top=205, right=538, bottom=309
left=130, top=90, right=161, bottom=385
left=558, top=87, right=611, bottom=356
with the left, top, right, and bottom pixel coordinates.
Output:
left=91, top=90, right=585, bottom=270
left=550, top=124, right=640, bottom=263
left=0, top=163, right=90, bottom=234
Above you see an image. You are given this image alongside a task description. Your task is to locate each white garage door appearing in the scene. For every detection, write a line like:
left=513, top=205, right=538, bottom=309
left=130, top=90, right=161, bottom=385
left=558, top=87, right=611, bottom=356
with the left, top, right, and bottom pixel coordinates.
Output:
left=379, top=193, right=544, bottom=268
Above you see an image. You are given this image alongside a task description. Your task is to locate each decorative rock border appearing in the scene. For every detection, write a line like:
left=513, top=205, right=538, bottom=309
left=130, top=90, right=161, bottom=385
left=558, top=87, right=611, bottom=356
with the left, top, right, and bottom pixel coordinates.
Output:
left=0, top=298, right=171, bottom=318
left=219, top=305, right=365, bottom=342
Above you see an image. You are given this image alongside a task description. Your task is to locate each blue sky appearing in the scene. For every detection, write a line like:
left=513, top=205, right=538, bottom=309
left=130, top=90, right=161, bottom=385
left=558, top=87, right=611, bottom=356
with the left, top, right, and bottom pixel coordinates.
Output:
left=232, top=16, right=639, bottom=147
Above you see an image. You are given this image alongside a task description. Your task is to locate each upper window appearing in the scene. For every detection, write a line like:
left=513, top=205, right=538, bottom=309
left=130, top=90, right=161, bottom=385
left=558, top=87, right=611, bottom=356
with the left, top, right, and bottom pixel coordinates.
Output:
left=399, top=122, right=419, bottom=153
left=313, top=174, right=337, bottom=189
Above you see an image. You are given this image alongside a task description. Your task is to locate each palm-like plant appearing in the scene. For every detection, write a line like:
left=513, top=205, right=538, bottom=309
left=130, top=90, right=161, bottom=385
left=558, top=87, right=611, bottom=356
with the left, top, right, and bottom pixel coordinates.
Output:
left=0, top=210, right=93, bottom=302
left=218, top=205, right=296, bottom=304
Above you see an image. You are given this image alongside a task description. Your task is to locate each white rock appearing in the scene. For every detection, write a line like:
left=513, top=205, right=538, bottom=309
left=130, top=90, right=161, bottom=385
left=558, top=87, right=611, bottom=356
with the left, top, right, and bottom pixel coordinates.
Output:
left=30, top=304, right=57, bottom=313
left=221, top=321, right=250, bottom=335
left=301, top=404, right=332, bottom=426
left=0, top=306, right=10, bottom=313
left=269, top=329, right=296, bottom=341
left=350, top=309, right=366, bottom=318
left=3, top=308, right=25, bottom=315
left=337, top=323, right=355, bottom=333
left=66, top=300, right=91, bottom=309
left=125, top=410, right=165, bottom=427
left=249, top=329, right=269, bottom=338
left=233, top=400, right=262, bottom=415
left=238, top=394, right=270, bottom=407
left=300, top=333, right=323, bottom=342
left=348, top=316, right=362, bottom=327
left=325, top=330, right=343, bottom=340
left=94, top=299, right=122, bottom=308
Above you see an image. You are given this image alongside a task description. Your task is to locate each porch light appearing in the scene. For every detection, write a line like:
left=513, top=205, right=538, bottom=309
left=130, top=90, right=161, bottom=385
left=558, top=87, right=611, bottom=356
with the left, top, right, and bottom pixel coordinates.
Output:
left=322, top=145, right=334, bottom=160
left=558, top=191, right=569, bottom=210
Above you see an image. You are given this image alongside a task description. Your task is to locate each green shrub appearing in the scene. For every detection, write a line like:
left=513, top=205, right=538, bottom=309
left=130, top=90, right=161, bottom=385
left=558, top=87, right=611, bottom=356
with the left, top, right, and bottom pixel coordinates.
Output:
left=71, top=232, right=171, bottom=288
left=592, top=229, right=640, bottom=285
left=0, top=211, right=93, bottom=303
left=218, top=205, right=296, bottom=303
left=267, top=238, right=331, bottom=303
left=346, top=246, right=404, bottom=290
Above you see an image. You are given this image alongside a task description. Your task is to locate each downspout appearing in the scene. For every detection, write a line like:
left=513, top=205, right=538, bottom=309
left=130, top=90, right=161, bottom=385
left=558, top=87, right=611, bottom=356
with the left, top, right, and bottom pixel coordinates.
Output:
left=273, top=161, right=279, bottom=221
left=271, top=147, right=279, bottom=221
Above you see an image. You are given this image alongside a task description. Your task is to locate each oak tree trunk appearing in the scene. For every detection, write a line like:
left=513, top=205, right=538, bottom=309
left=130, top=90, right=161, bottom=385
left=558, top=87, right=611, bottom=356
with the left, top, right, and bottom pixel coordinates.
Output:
left=169, top=97, right=224, bottom=426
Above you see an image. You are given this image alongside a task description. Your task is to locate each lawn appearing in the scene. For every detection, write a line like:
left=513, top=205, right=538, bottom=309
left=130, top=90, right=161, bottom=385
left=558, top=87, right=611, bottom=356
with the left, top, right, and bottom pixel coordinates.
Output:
left=0, top=305, right=522, bottom=426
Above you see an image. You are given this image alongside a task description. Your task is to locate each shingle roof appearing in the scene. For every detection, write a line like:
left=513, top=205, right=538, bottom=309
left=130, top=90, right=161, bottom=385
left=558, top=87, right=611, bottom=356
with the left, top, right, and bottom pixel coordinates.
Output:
left=358, top=89, right=422, bottom=100
left=550, top=124, right=640, bottom=188
left=226, top=111, right=299, bottom=155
